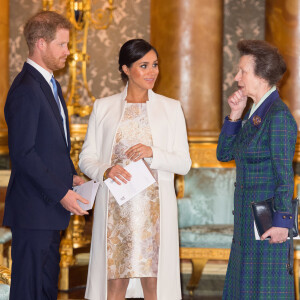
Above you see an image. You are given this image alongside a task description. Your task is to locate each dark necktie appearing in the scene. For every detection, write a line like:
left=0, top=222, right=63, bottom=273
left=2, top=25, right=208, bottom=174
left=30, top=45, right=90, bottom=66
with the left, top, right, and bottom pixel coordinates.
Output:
left=50, top=76, right=68, bottom=145
left=50, top=76, right=62, bottom=114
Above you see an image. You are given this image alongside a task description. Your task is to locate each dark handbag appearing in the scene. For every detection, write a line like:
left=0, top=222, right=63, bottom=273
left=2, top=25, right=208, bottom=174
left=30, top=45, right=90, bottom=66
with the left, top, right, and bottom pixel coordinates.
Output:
left=251, top=198, right=299, bottom=275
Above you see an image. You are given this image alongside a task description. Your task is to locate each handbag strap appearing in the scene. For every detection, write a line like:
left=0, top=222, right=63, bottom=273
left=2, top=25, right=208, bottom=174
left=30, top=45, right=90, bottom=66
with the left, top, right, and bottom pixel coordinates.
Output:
left=287, top=228, right=294, bottom=275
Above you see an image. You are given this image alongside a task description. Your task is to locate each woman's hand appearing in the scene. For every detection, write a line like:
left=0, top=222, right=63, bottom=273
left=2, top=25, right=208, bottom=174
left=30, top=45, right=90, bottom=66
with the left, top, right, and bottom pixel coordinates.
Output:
left=261, top=227, right=289, bottom=244
left=125, top=143, right=153, bottom=162
left=105, top=165, right=131, bottom=185
left=228, top=89, right=248, bottom=120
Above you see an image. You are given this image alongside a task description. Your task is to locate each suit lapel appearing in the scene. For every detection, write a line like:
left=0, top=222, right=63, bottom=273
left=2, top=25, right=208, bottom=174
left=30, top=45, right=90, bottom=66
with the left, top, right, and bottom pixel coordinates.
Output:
left=248, top=90, right=280, bottom=129
left=40, top=80, right=68, bottom=146
left=235, top=90, right=280, bottom=152
left=24, top=63, right=69, bottom=148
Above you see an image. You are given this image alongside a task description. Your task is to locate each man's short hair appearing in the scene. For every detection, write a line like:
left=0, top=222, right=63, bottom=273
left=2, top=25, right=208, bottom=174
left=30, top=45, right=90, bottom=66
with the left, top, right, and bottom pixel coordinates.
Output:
left=24, top=11, right=72, bottom=56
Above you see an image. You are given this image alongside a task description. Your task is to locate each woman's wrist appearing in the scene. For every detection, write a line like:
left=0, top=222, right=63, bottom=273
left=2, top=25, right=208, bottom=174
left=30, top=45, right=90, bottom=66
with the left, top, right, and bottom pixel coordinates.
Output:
left=103, top=168, right=110, bottom=180
left=228, top=114, right=242, bottom=122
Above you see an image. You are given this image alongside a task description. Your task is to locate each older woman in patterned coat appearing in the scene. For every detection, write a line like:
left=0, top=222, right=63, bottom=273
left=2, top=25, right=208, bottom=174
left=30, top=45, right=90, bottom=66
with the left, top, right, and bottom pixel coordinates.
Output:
left=217, top=40, right=297, bottom=299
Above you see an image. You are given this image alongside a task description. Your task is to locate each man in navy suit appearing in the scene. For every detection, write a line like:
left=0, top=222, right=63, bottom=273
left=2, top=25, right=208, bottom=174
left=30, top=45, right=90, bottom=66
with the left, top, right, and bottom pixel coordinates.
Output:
left=4, top=11, right=89, bottom=300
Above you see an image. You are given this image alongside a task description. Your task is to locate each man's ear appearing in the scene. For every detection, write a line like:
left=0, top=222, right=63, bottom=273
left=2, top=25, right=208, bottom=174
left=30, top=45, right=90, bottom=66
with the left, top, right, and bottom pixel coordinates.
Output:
left=36, top=38, right=46, bottom=51
left=122, top=65, right=130, bottom=76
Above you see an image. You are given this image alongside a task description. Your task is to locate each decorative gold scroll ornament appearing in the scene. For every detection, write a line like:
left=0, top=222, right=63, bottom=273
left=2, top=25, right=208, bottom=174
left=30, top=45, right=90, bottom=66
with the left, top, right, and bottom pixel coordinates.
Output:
left=43, top=0, right=115, bottom=117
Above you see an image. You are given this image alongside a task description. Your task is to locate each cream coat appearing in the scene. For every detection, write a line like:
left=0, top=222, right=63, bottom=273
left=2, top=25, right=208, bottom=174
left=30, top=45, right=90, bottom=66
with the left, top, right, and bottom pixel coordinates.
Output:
left=79, top=86, right=191, bottom=300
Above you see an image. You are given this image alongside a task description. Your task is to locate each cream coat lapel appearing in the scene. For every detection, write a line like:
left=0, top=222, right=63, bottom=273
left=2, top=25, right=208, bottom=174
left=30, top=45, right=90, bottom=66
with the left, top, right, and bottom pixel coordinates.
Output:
left=146, top=90, right=168, bottom=152
left=98, top=87, right=127, bottom=145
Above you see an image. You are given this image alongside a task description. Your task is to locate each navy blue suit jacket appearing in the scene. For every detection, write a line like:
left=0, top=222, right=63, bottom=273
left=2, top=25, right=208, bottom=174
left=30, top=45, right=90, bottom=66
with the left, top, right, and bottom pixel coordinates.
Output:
left=4, top=62, right=76, bottom=230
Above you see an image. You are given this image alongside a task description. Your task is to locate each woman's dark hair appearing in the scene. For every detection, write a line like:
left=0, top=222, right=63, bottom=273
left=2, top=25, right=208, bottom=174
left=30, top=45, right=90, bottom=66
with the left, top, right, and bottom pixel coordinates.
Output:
left=118, top=39, right=158, bottom=82
left=237, top=40, right=286, bottom=86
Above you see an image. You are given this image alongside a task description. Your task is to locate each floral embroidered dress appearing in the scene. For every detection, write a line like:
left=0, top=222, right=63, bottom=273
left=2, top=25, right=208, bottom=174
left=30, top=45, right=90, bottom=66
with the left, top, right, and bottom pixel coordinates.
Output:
left=107, top=102, right=160, bottom=280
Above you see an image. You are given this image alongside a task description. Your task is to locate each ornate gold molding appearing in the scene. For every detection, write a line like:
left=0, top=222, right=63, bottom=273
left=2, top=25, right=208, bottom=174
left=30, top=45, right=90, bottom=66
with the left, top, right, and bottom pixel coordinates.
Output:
left=175, top=174, right=185, bottom=199
left=0, top=0, right=9, bottom=155
left=70, top=123, right=87, bottom=173
left=188, top=134, right=300, bottom=164
left=69, top=124, right=91, bottom=249
left=189, top=141, right=236, bottom=168
left=180, top=247, right=230, bottom=260
left=0, top=131, right=8, bottom=155
left=294, top=133, right=300, bottom=162
left=43, top=0, right=115, bottom=117
left=0, top=265, right=11, bottom=285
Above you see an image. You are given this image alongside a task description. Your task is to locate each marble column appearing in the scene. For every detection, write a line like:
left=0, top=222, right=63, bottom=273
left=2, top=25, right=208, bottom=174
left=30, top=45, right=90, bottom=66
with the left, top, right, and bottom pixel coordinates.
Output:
left=265, top=0, right=300, bottom=127
left=0, top=0, right=9, bottom=155
left=151, top=0, right=223, bottom=140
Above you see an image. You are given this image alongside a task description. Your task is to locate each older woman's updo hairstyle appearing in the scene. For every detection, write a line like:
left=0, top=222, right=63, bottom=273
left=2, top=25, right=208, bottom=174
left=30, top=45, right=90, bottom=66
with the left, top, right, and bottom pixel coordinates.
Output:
left=118, top=39, right=158, bottom=83
left=237, top=40, right=286, bottom=86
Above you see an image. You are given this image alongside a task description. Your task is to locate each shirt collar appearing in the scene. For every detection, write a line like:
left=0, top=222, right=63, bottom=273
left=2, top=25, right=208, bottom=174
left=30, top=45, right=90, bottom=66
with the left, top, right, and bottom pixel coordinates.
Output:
left=249, top=86, right=276, bottom=118
left=120, top=82, right=154, bottom=102
left=26, top=58, right=53, bottom=84
left=248, top=89, right=280, bottom=128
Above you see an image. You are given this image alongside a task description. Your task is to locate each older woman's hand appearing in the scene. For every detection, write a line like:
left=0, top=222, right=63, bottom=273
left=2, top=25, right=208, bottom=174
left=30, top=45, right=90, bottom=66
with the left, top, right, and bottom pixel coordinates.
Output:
left=105, top=165, right=131, bottom=185
left=125, top=143, right=153, bottom=162
left=261, top=227, right=289, bottom=244
left=228, top=89, right=248, bottom=120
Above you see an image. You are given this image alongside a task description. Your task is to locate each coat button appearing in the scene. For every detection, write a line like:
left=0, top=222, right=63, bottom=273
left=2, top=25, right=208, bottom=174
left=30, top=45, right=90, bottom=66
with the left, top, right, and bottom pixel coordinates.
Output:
left=241, top=185, right=243, bottom=189
left=232, top=210, right=234, bottom=215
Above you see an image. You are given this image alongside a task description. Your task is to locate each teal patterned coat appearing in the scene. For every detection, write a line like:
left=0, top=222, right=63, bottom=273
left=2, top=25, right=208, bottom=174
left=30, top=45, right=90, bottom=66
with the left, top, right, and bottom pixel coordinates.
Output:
left=217, top=90, right=297, bottom=300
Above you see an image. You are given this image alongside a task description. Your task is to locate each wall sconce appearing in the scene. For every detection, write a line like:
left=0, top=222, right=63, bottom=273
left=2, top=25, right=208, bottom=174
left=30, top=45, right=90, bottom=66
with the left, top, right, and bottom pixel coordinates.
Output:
left=43, top=0, right=115, bottom=117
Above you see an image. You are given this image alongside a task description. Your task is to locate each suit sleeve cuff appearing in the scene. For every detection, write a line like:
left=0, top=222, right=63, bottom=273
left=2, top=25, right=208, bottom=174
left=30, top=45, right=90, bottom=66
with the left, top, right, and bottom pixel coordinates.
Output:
left=272, top=211, right=294, bottom=228
left=221, top=116, right=242, bottom=136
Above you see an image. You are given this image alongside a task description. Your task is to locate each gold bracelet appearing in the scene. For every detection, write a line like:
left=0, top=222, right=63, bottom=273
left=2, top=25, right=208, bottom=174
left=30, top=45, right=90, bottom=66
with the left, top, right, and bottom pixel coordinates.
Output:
left=103, top=170, right=108, bottom=180
left=228, top=115, right=242, bottom=122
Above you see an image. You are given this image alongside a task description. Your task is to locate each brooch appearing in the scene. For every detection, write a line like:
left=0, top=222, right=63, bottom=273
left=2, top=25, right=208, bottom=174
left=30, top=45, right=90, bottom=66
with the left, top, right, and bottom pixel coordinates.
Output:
left=252, top=115, right=261, bottom=126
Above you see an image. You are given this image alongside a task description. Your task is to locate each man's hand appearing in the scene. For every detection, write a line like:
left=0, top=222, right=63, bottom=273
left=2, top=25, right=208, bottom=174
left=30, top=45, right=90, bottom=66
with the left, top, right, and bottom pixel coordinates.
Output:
left=73, top=175, right=85, bottom=186
left=60, top=190, right=89, bottom=215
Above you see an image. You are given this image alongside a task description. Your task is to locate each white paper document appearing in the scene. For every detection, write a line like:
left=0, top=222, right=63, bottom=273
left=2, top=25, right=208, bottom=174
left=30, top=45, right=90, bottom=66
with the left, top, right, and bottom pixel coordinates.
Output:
left=72, top=180, right=100, bottom=211
left=104, top=160, right=156, bottom=206
left=253, top=221, right=300, bottom=240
